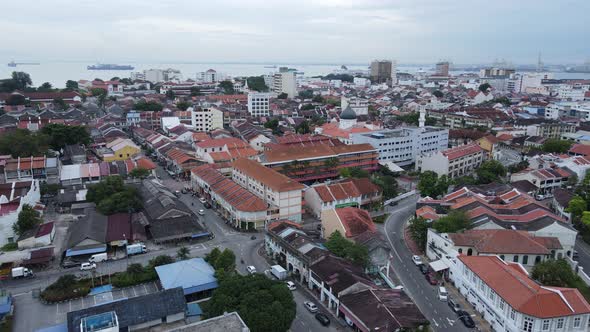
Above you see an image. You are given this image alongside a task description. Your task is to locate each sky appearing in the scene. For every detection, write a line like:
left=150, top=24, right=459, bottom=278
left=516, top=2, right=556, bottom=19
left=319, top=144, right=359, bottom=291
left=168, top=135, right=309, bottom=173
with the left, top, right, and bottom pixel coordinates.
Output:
left=1, top=0, right=589, bottom=65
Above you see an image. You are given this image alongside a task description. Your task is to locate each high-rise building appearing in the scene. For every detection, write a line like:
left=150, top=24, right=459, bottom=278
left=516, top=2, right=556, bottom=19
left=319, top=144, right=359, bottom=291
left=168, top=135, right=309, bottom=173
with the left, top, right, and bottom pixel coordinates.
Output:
left=391, top=60, right=397, bottom=85
left=190, top=106, right=224, bottom=132
left=272, top=71, right=297, bottom=98
left=370, top=60, right=392, bottom=84
left=435, top=61, right=450, bottom=76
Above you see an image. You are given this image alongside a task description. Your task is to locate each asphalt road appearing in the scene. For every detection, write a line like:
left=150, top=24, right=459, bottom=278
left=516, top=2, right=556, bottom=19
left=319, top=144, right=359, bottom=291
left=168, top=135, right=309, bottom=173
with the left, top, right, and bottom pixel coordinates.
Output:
left=8, top=167, right=340, bottom=332
left=381, top=195, right=472, bottom=332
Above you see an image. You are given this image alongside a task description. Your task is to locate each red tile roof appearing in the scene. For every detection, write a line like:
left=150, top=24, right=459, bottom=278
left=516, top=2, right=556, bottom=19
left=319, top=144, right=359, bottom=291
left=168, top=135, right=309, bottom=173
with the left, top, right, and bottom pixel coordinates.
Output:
left=460, top=255, right=590, bottom=318
left=35, top=222, right=54, bottom=238
left=136, top=157, right=156, bottom=170
left=569, top=144, right=590, bottom=157
left=448, top=229, right=554, bottom=254
left=441, top=143, right=484, bottom=161
left=232, top=158, right=304, bottom=192
left=196, top=137, right=247, bottom=149
left=334, top=207, right=376, bottom=238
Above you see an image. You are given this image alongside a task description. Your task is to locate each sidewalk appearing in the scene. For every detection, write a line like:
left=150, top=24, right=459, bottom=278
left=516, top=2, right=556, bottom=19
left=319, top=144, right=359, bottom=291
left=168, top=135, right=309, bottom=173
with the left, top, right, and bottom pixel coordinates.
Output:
left=444, top=281, right=492, bottom=332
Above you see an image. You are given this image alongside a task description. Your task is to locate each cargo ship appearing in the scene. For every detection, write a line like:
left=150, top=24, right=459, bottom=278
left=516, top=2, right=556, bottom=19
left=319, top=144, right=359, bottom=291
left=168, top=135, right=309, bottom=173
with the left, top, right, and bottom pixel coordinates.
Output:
left=87, top=63, right=135, bottom=70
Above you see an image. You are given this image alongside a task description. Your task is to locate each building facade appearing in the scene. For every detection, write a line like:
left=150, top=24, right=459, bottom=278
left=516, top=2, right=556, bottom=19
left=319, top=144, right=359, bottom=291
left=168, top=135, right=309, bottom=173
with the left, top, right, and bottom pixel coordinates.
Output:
left=190, top=107, right=224, bottom=132
left=416, top=143, right=486, bottom=179
left=247, top=92, right=272, bottom=117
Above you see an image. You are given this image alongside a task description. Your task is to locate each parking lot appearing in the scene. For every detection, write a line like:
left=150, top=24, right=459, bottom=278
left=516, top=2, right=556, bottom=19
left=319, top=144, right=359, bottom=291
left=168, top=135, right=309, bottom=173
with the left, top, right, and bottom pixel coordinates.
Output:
left=13, top=282, right=160, bottom=332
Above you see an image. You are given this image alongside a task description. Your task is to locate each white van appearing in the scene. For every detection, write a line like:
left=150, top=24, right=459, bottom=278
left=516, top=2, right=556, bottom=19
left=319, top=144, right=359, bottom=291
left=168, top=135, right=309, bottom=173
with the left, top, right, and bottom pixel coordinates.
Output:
left=80, top=262, right=97, bottom=271
left=89, top=253, right=107, bottom=263
left=438, top=286, right=448, bottom=301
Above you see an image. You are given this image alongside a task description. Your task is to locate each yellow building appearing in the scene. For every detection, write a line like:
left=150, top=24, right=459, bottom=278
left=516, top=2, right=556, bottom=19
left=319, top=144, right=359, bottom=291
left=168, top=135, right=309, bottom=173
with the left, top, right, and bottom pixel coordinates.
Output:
left=100, top=138, right=141, bottom=161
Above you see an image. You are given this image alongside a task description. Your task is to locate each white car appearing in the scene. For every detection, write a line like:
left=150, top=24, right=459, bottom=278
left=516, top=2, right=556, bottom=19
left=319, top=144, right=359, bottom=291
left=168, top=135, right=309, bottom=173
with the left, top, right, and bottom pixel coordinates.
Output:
left=199, top=198, right=207, bottom=204
left=412, top=255, right=423, bottom=266
left=80, top=262, right=97, bottom=271
left=304, top=301, right=318, bottom=313
left=286, top=281, right=296, bottom=291
left=198, top=209, right=205, bottom=216
left=246, top=265, right=257, bottom=274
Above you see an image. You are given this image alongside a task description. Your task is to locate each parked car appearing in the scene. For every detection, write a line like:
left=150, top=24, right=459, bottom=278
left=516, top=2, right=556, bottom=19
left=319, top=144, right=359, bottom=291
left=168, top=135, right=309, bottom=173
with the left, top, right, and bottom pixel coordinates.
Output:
left=411, top=255, right=423, bottom=266
left=204, top=202, right=212, bottom=209
left=198, top=209, right=205, bottom=216
left=457, top=311, right=475, bottom=328
left=418, top=264, right=429, bottom=274
left=250, top=235, right=257, bottom=240
left=438, top=286, right=448, bottom=301
left=573, top=251, right=579, bottom=260
left=315, top=313, right=330, bottom=326
left=246, top=265, right=257, bottom=274
left=286, top=281, right=296, bottom=291
left=304, top=301, right=318, bottom=313
left=447, top=297, right=461, bottom=313
left=425, top=273, right=438, bottom=285
left=199, top=197, right=207, bottom=204
left=62, top=260, right=80, bottom=269
left=80, top=262, right=96, bottom=271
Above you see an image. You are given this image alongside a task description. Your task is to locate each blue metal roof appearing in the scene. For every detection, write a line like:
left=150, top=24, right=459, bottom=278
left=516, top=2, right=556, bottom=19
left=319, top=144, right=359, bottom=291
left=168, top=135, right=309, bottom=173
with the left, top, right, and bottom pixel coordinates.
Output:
left=65, top=245, right=106, bottom=257
left=155, top=258, right=218, bottom=295
left=35, top=323, right=68, bottom=332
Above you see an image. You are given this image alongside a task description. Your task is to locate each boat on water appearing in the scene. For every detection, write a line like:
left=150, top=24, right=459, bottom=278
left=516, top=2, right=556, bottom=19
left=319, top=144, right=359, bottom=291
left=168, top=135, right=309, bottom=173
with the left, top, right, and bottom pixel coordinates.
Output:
left=88, top=63, right=135, bottom=70
left=7, top=61, right=40, bottom=67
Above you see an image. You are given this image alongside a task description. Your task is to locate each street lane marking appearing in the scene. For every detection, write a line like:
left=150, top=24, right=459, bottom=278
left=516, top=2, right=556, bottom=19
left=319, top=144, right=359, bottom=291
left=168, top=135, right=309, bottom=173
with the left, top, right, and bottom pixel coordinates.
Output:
left=432, top=318, right=439, bottom=327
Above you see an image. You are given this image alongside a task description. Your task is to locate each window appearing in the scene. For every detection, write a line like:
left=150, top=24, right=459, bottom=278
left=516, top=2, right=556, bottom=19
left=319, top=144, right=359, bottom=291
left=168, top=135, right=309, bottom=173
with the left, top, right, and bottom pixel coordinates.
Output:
left=458, top=248, right=463, bottom=254
left=499, top=299, right=505, bottom=310
left=500, top=255, right=505, bottom=260
left=510, top=309, right=516, bottom=320
left=574, top=317, right=581, bottom=328
left=467, top=248, right=473, bottom=256
left=513, top=255, right=519, bottom=263
left=523, top=255, right=529, bottom=265
left=542, top=319, right=550, bottom=330
left=523, top=317, right=534, bottom=332
left=557, top=318, right=564, bottom=329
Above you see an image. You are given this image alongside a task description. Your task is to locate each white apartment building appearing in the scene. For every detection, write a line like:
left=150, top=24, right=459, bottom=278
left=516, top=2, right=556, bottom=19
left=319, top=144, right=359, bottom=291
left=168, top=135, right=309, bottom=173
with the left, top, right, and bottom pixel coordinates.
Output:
left=520, top=72, right=554, bottom=94
left=247, top=92, right=273, bottom=117
left=351, top=127, right=449, bottom=166
left=131, top=68, right=182, bottom=83
left=190, top=107, right=223, bottom=132
left=196, top=69, right=220, bottom=83
left=232, top=158, right=304, bottom=222
left=272, top=71, right=297, bottom=98
left=341, top=96, right=369, bottom=116
left=546, top=102, right=590, bottom=121
left=416, top=143, right=485, bottom=179
left=557, top=84, right=589, bottom=101
left=353, top=77, right=370, bottom=87
left=451, top=255, right=590, bottom=332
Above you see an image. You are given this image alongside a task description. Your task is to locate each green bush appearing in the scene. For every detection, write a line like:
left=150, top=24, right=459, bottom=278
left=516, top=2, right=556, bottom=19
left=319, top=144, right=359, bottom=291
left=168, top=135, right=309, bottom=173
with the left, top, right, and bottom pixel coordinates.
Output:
left=373, top=214, right=389, bottom=224
left=1, top=243, right=17, bottom=251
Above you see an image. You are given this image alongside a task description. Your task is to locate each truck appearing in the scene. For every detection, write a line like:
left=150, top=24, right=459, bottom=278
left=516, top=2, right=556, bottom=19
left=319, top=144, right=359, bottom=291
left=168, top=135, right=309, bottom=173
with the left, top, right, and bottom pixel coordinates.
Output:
left=270, top=265, right=287, bottom=280
left=11, top=267, right=33, bottom=279
left=126, top=243, right=147, bottom=256
left=88, top=253, right=108, bottom=263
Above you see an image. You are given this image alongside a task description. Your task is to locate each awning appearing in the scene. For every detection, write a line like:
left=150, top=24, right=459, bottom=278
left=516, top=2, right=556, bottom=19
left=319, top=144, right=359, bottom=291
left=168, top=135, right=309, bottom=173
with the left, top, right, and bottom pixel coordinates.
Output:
left=65, top=244, right=107, bottom=257
left=379, top=161, right=404, bottom=172
left=429, top=260, right=449, bottom=272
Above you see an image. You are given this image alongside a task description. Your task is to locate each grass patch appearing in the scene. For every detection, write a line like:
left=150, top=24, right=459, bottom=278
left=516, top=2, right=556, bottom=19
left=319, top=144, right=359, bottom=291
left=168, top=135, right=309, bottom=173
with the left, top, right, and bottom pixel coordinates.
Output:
left=1, top=243, right=17, bottom=252
left=373, top=214, right=389, bottom=224
left=41, top=275, right=92, bottom=303
left=111, top=264, right=158, bottom=288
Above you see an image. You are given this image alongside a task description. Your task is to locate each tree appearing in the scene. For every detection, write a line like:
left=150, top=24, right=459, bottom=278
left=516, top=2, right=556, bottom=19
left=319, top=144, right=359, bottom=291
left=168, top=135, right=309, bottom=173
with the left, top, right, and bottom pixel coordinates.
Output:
left=190, top=87, right=202, bottom=96
left=52, top=97, right=67, bottom=110
left=312, top=94, right=324, bottom=103
left=38, top=82, right=54, bottom=92
left=542, top=139, right=573, bottom=154
left=0, top=129, right=50, bottom=157
left=340, top=167, right=369, bottom=179
left=134, top=100, right=163, bottom=112
left=408, top=217, right=429, bottom=250
left=205, top=247, right=222, bottom=264
left=129, top=167, right=150, bottom=179
left=41, top=124, right=91, bottom=151
left=298, top=89, right=314, bottom=99
left=11, top=71, right=32, bottom=90
left=567, top=196, right=587, bottom=222
left=324, top=230, right=369, bottom=267
left=176, top=101, right=191, bottom=111
left=418, top=171, right=450, bottom=198
left=478, top=83, right=491, bottom=92
left=432, top=90, right=444, bottom=98
left=12, top=204, right=42, bottom=236
left=476, top=160, right=506, bottom=184
left=64, top=80, right=78, bottom=91
left=204, top=274, right=296, bottom=332
left=165, top=89, right=175, bottom=100
left=295, top=120, right=310, bottom=134
left=433, top=210, right=470, bottom=233
left=371, top=174, right=399, bottom=200
left=149, top=255, right=175, bottom=267
left=277, top=92, right=288, bottom=99
left=87, top=176, right=142, bottom=215
left=218, top=80, right=235, bottom=94
left=214, top=249, right=236, bottom=272
left=5, top=93, right=26, bottom=106
left=300, top=104, right=315, bottom=110
left=532, top=259, right=579, bottom=288
left=322, top=73, right=354, bottom=82
left=177, top=247, right=190, bottom=260
left=246, top=76, right=268, bottom=92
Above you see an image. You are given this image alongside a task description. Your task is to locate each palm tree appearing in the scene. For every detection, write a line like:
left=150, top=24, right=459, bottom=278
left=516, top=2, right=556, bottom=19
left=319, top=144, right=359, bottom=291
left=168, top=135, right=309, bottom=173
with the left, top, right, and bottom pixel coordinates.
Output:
left=177, top=247, right=190, bottom=260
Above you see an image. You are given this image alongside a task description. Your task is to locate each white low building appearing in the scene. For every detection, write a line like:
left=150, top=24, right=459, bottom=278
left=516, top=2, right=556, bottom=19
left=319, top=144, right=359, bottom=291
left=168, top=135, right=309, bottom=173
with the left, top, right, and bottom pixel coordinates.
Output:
left=247, top=92, right=273, bottom=117
left=190, top=106, right=223, bottom=133
left=0, top=181, right=41, bottom=246
left=451, top=255, right=590, bottom=332
left=416, top=143, right=486, bottom=178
